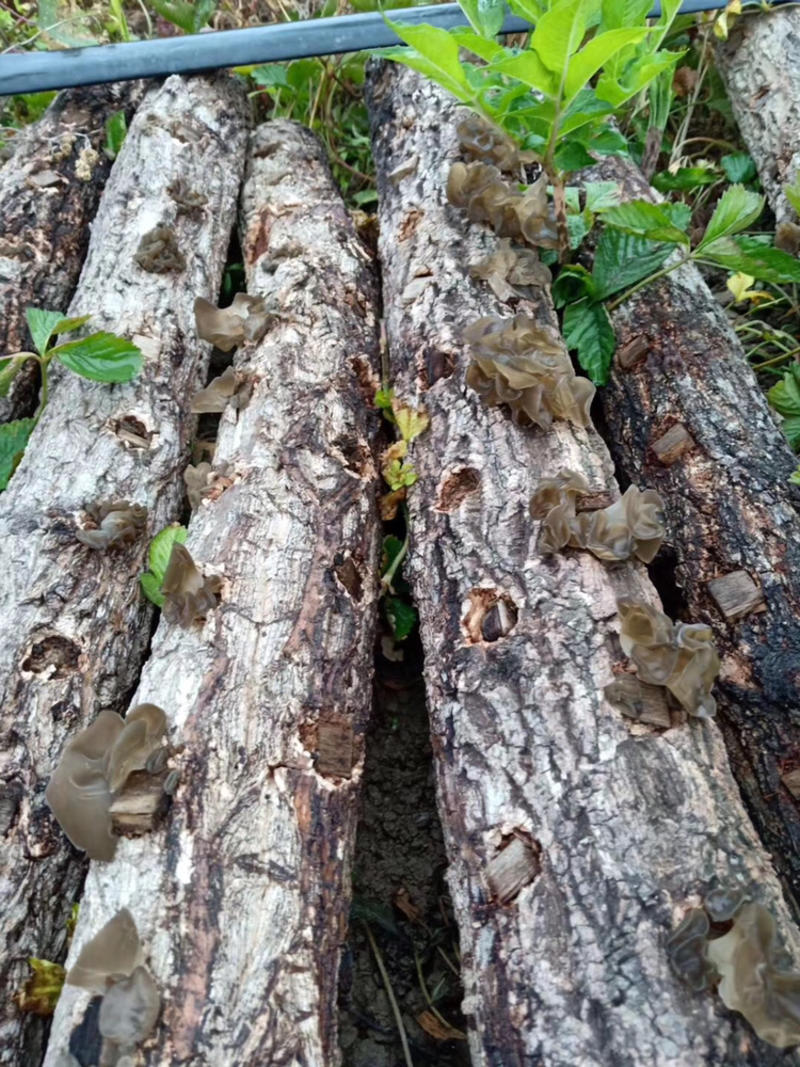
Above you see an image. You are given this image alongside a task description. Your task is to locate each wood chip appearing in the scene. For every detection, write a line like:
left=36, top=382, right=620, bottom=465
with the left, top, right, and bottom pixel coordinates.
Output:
left=485, top=836, right=540, bottom=904
left=315, top=721, right=354, bottom=779
left=707, top=570, right=765, bottom=621
left=651, top=423, right=695, bottom=466
left=109, top=769, right=168, bottom=836
left=617, top=336, right=649, bottom=369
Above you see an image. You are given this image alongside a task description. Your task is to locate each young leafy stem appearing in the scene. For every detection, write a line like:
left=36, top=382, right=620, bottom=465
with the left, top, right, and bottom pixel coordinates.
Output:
left=0, top=307, right=142, bottom=491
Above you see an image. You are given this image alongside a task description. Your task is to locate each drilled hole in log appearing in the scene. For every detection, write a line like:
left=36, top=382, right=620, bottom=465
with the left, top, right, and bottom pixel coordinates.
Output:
left=21, top=634, right=81, bottom=677
left=485, top=833, right=542, bottom=905
left=463, top=589, right=518, bottom=644
left=436, top=466, right=481, bottom=512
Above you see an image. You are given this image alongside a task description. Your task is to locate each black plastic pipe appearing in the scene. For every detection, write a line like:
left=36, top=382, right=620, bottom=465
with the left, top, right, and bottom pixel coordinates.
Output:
left=0, top=0, right=785, bottom=97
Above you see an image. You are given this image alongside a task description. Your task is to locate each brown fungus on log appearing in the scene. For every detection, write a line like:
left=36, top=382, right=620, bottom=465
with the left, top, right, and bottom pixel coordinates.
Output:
left=530, top=471, right=665, bottom=563
left=190, top=366, right=241, bottom=414
left=166, top=177, right=207, bottom=218
left=66, top=909, right=142, bottom=994
left=193, top=293, right=271, bottom=352
left=183, top=461, right=233, bottom=509
left=75, top=501, right=147, bottom=550
left=161, top=542, right=222, bottom=628
left=456, top=112, right=522, bottom=173
left=464, top=314, right=595, bottom=430
left=667, top=907, right=718, bottom=993
left=603, top=675, right=671, bottom=728
left=613, top=599, right=720, bottom=719
left=776, top=221, right=800, bottom=256
left=45, top=705, right=168, bottom=859
left=447, top=161, right=559, bottom=249
left=469, top=237, right=552, bottom=302
left=133, top=226, right=185, bottom=274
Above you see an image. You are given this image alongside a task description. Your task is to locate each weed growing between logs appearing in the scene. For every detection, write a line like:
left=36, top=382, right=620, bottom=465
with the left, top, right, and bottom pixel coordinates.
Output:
left=0, top=308, right=142, bottom=490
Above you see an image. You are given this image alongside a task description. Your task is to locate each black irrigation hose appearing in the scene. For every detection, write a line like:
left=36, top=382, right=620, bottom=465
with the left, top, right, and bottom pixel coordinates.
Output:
left=0, top=0, right=790, bottom=96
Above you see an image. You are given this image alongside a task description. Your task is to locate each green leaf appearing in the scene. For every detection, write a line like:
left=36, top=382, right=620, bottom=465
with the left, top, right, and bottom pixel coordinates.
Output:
left=457, top=0, right=505, bottom=39
left=52, top=333, right=143, bottom=383
left=0, top=418, right=35, bottom=491
left=780, top=415, right=800, bottom=450
left=768, top=365, right=800, bottom=418
left=699, top=236, right=800, bottom=285
left=0, top=357, right=28, bottom=398
left=530, top=0, right=591, bottom=76
left=250, top=64, right=292, bottom=89
left=592, top=229, right=673, bottom=300
left=599, top=0, right=650, bottom=30
left=559, top=88, right=615, bottom=136
left=785, top=176, right=800, bottom=217
left=567, top=209, right=592, bottom=249
left=381, top=21, right=475, bottom=103
left=696, top=184, right=764, bottom=251
left=506, top=0, right=547, bottom=20
left=385, top=596, right=418, bottom=641
left=141, top=524, right=188, bottom=606
left=150, top=0, right=215, bottom=32
left=586, top=126, right=629, bottom=157
left=561, top=298, right=615, bottom=385
left=103, top=111, right=127, bottom=160
left=596, top=49, right=682, bottom=108
left=554, top=139, right=595, bottom=172
left=720, top=152, right=756, bottom=184
left=584, top=180, right=622, bottom=213
left=552, top=263, right=597, bottom=307
left=563, top=28, right=649, bottom=105
left=26, top=308, right=66, bottom=356
left=652, top=166, right=717, bottom=192
left=51, top=314, right=92, bottom=336
left=381, top=534, right=405, bottom=576
left=450, top=27, right=506, bottom=61
left=599, top=199, right=690, bottom=246
left=489, top=49, right=558, bottom=97
left=38, top=0, right=97, bottom=46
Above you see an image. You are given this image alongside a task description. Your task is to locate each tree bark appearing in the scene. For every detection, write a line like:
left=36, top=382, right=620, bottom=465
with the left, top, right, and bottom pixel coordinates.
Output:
left=0, top=81, right=144, bottom=422
left=43, top=120, right=381, bottom=1067
left=587, top=153, right=800, bottom=923
left=715, top=7, right=800, bottom=222
left=0, top=74, right=248, bottom=1065
left=367, top=62, right=800, bottom=1067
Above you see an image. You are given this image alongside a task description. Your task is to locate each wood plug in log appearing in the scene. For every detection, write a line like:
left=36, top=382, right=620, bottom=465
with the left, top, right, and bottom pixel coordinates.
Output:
left=109, top=768, right=170, bottom=836
left=0, top=81, right=144, bottom=423
left=708, top=570, right=766, bottom=621
left=584, top=154, right=800, bottom=919
left=43, top=119, right=381, bottom=1067
left=485, top=836, right=541, bottom=905
left=0, top=74, right=248, bottom=1066
left=368, top=62, right=800, bottom=1066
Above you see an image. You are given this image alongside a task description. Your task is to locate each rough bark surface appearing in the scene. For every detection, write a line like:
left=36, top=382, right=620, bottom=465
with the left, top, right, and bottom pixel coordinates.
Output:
left=589, top=155, right=800, bottom=921
left=0, top=75, right=247, bottom=1065
left=0, top=81, right=144, bottom=422
left=368, top=63, right=800, bottom=1067
left=44, top=120, right=381, bottom=1067
left=715, top=7, right=800, bottom=221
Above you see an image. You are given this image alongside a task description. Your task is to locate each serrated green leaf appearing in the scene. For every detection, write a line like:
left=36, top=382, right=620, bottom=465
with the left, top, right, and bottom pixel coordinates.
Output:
left=457, top=0, right=505, bottom=39
left=768, top=365, right=800, bottom=418
left=780, top=415, right=800, bottom=450
left=592, top=229, right=673, bottom=300
left=385, top=596, right=418, bottom=641
left=555, top=139, right=595, bottom=172
left=52, top=333, right=143, bottom=383
left=699, top=236, right=800, bottom=285
left=50, top=314, right=92, bottom=336
left=587, top=126, right=630, bottom=157
left=720, top=152, right=756, bottom=184
left=584, top=181, right=622, bottom=213
left=652, top=166, right=718, bottom=192
left=26, top=308, right=66, bottom=356
left=0, top=357, right=28, bottom=398
left=697, top=184, right=764, bottom=251
left=250, top=64, right=292, bottom=89
left=103, top=111, right=127, bottom=160
left=0, top=418, right=35, bottom=491
left=563, top=28, right=648, bottom=105
left=561, top=298, right=615, bottom=385
left=150, top=0, right=215, bottom=32
left=149, top=524, right=188, bottom=581
left=599, top=199, right=690, bottom=246
left=552, top=263, right=597, bottom=307
left=530, top=0, right=590, bottom=76
left=381, top=21, right=475, bottom=103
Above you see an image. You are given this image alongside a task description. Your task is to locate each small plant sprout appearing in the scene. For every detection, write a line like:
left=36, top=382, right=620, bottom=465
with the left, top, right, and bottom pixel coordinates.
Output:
left=0, top=307, right=142, bottom=491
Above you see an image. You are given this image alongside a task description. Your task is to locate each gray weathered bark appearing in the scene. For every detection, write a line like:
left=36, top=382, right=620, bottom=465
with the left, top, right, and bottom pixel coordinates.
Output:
left=715, top=7, right=800, bottom=222
left=0, top=74, right=248, bottom=1065
left=367, top=62, right=800, bottom=1067
left=587, top=154, right=800, bottom=922
left=43, top=120, right=381, bottom=1067
left=0, top=81, right=144, bottom=422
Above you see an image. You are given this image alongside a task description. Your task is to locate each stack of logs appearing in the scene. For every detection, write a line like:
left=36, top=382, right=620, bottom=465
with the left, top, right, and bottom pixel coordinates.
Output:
left=1, top=8, right=800, bottom=1064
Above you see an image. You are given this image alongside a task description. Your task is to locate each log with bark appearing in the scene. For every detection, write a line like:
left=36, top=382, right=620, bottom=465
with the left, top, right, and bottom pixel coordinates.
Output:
left=0, top=82, right=144, bottom=423
left=367, top=62, right=800, bottom=1067
left=586, top=153, right=800, bottom=921
left=0, top=75, right=248, bottom=1065
left=43, top=120, right=381, bottom=1066
left=715, top=6, right=800, bottom=223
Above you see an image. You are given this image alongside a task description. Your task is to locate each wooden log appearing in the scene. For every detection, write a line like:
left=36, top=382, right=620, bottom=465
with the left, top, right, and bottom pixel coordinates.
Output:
left=43, top=120, right=381, bottom=1066
left=0, top=82, right=143, bottom=422
left=588, top=153, right=800, bottom=921
left=0, top=74, right=248, bottom=1065
left=715, top=7, right=800, bottom=222
left=367, top=62, right=800, bottom=1067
